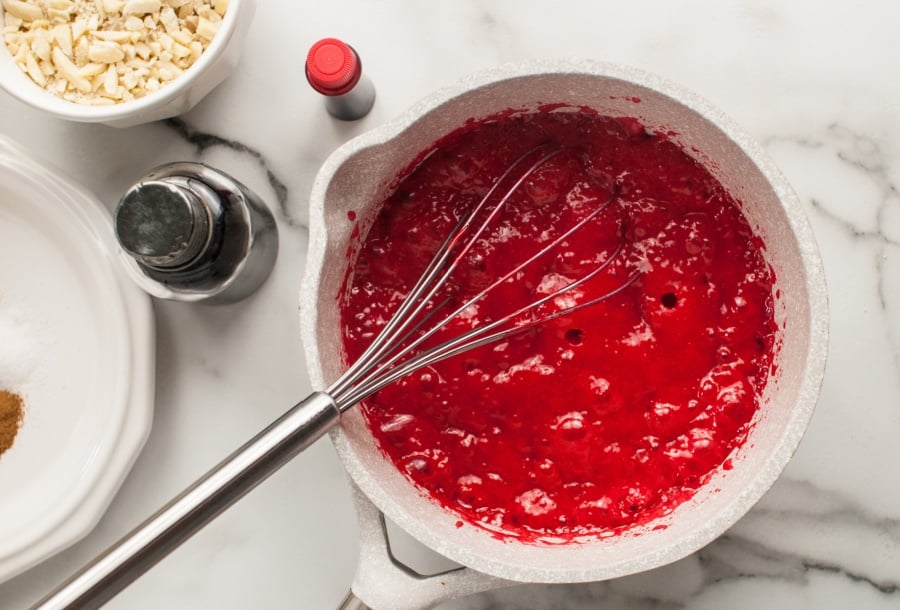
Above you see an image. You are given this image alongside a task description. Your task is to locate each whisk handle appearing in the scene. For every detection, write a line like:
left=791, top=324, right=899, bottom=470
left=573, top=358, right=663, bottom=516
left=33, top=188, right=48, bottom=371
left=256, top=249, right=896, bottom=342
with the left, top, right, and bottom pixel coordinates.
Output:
left=32, top=392, right=340, bottom=610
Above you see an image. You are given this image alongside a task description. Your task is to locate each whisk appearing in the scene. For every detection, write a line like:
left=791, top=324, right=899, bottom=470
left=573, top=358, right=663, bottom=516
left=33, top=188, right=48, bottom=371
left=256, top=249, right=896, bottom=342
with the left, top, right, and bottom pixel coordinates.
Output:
left=34, top=145, right=639, bottom=610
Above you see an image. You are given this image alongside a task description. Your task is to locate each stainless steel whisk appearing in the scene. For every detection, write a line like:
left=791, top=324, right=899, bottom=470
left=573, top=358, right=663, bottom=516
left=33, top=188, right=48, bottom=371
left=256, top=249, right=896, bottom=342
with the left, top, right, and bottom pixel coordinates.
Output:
left=34, top=145, right=639, bottom=610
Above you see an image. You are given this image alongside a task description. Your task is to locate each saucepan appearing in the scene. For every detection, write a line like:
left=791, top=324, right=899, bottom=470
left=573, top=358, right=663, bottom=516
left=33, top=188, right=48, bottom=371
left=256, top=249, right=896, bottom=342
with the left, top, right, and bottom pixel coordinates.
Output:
left=300, top=59, right=828, bottom=609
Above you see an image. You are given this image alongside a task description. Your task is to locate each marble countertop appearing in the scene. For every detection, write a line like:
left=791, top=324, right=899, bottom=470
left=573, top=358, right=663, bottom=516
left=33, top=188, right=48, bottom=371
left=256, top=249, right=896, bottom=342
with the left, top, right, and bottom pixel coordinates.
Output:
left=1, top=1, right=898, bottom=608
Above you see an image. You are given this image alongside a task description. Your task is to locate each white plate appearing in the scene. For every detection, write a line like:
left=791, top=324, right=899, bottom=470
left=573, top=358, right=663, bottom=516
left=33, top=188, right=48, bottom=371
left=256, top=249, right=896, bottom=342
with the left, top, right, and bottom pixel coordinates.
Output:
left=0, top=137, right=154, bottom=583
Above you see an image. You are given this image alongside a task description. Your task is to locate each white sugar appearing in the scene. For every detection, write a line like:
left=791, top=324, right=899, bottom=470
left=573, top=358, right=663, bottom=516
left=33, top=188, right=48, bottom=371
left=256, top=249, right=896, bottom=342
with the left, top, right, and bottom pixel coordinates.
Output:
left=0, top=299, right=42, bottom=391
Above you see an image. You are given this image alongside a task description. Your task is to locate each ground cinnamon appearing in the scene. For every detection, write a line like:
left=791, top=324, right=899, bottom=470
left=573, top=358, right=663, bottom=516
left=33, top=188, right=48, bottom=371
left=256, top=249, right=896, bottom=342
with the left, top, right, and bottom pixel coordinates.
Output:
left=0, top=389, right=24, bottom=458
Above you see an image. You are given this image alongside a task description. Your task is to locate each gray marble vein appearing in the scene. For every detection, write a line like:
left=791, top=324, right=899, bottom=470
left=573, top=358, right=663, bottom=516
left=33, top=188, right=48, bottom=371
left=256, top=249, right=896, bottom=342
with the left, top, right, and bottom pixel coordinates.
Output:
left=163, top=117, right=296, bottom=228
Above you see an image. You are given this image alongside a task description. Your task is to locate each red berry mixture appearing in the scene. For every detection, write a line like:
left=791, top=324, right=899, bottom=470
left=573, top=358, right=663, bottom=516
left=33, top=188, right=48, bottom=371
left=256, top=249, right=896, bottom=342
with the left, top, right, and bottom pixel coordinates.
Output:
left=339, top=109, right=777, bottom=542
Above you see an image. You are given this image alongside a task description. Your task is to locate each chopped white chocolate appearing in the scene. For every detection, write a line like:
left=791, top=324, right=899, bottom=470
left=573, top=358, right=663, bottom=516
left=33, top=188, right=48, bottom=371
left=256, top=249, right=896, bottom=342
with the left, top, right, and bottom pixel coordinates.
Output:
left=122, top=0, right=160, bottom=15
left=51, top=45, right=91, bottom=91
left=123, top=15, right=142, bottom=30
left=71, top=17, right=89, bottom=40
left=73, top=34, right=88, bottom=62
left=102, top=61, right=116, bottom=92
left=91, top=29, right=135, bottom=42
left=169, top=27, right=189, bottom=45
left=2, top=0, right=43, bottom=22
left=48, top=8, right=74, bottom=20
left=51, top=24, right=72, bottom=56
left=31, top=30, right=51, bottom=59
left=79, top=60, right=106, bottom=75
left=158, top=5, right=176, bottom=29
left=88, top=40, right=123, bottom=62
left=23, top=48, right=45, bottom=85
left=2, top=0, right=226, bottom=103
left=194, top=15, right=215, bottom=41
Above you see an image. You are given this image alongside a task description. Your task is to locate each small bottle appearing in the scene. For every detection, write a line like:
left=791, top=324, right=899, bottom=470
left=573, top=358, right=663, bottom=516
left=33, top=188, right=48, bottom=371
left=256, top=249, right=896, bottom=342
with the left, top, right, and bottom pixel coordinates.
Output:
left=305, top=37, right=375, bottom=121
left=114, top=162, right=279, bottom=304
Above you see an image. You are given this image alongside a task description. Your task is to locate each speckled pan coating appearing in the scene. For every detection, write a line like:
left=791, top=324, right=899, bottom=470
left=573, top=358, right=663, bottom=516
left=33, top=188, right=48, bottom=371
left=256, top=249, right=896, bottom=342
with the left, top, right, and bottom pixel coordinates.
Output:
left=300, top=60, right=828, bottom=594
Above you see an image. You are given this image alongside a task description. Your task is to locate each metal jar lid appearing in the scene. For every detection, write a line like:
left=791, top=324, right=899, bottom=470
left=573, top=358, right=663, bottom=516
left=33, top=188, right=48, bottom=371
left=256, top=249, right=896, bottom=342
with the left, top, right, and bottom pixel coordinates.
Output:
left=115, top=178, right=213, bottom=270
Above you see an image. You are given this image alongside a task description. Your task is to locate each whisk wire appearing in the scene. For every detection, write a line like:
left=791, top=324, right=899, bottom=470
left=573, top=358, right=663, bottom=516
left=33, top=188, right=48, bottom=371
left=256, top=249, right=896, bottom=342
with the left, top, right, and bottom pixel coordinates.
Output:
left=348, top=272, right=641, bottom=406
left=339, top=224, right=639, bottom=407
left=328, top=144, right=564, bottom=400
left=332, top=145, right=642, bottom=409
left=339, top=196, right=620, bottom=406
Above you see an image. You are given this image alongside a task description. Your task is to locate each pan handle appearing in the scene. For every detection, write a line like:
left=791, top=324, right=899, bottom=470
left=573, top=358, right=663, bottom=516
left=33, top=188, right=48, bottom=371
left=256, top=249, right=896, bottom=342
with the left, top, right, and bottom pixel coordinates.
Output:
left=338, top=591, right=370, bottom=610
left=31, top=392, right=341, bottom=610
left=344, top=482, right=515, bottom=610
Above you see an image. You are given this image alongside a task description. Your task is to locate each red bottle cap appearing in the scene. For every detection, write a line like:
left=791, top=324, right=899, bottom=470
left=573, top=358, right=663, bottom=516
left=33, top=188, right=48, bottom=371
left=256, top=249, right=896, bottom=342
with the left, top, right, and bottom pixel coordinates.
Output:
left=305, top=38, right=362, bottom=96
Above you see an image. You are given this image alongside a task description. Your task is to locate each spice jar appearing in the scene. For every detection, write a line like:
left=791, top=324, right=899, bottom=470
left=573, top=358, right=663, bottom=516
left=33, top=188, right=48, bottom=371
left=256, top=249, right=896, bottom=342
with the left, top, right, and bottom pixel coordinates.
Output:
left=305, top=37, right=376, bottom=121
left=114, top=162, right=278, bottom=304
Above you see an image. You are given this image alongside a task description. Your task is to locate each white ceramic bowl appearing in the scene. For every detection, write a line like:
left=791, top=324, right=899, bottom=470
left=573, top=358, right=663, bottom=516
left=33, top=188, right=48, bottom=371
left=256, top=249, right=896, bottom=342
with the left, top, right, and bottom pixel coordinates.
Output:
left=301, top=60, right=828, bottom=607
left=0, top=0, right=255, bottom=127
